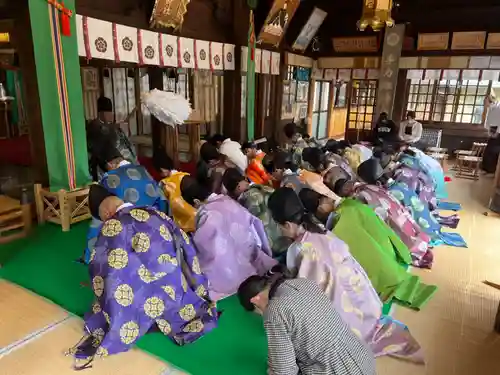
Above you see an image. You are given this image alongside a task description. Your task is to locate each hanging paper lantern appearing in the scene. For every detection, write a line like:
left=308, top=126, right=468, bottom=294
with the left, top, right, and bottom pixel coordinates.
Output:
left=357, top=0, right=394, bottom=32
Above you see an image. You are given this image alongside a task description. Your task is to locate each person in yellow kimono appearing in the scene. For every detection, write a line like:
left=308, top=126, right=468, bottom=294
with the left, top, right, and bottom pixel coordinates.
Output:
left=153, top=148, right=196, bottom=233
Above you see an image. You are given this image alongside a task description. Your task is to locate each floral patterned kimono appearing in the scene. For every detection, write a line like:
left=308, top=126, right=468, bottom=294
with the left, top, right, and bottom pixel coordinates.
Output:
left=393, top=163, right=459, bottom=229
left=352, top=183, right=433, bottom=268
left=388, top=181, right=467, bottom=248
left=287, top=230, right=424, bottom=362
left=409, top=148, right=448, bottom=200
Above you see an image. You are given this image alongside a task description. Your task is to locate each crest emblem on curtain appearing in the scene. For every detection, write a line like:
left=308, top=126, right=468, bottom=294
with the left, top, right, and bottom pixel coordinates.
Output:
left=150, top=0, right=191, bottom=30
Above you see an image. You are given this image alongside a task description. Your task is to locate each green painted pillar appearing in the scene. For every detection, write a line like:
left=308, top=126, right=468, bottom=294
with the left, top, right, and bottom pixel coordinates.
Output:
left=28, top=0, right=90, bottom=191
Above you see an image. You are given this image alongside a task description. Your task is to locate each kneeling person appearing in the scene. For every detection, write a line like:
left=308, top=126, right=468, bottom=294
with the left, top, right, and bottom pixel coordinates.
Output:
left=72, top=185, right=217, bottom=364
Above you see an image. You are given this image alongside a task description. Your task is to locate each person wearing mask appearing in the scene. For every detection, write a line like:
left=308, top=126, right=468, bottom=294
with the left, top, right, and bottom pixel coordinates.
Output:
left=372, top=112, right=398, bottom=145
left=238, top=270, right=377, bottom=375
left=210, top=134, right=248, bottom=174
left=266, top=187, right=425, bottom=362
left=399, top=111, right=423, bottom=144
left=241, top=141, right=271, bottom=185
left=71, top=185, right=218, bottom=365
left=153, top=147, right=196, bottom=233
left=180, top=176, right=277, bottom=301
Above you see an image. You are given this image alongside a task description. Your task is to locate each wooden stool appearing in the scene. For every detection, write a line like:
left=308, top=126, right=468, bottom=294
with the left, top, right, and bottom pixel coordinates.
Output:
left=34, top=184, right=91, bottom=232
left=0, top=195, right=31, bottom=245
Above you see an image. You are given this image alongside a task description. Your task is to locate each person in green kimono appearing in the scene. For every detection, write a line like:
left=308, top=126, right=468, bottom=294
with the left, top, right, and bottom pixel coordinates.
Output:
left=222, top=168, right=291, bottom=261
left=298, top=188, right=437, bottom=310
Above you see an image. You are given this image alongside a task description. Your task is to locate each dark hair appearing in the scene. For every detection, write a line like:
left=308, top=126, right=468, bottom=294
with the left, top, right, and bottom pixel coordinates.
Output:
left=357, top=159, right=385, bottom=185
left=273, top=151, right=298, bottom=172
left=210, top=134, right=227, bottom=145
left=298, top=188, right=322, bottom=215
left=333, top=178, right=349, bottom=196
left=283, top=122, right=297, bottom=139
left=267, top=187, right=326, bottom=234
left=180, top=176, right=211, bottom=206
left=262, top=154, right=275, bottom=174
left=153, top=146, right=174, bottom=171
left=402, top=149, right=416, bottom=157
left=302, top=148, right=326, bottom=172
left=237, top=265, right=292, bottom=311
left=97, top=96, right=113, bottom=112
left=407, top=110, right=416, bottom=118
left=241, top=141, right=257, bottom=151
left=323, top=139, right=339, bottom=154
left=222, top=168, right=246, bottom=194
left=200, top=142, right=221, bottom=163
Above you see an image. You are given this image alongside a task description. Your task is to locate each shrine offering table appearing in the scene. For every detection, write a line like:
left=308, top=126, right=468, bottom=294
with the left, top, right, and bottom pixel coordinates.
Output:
left=0, top=195, right=31, bottom=245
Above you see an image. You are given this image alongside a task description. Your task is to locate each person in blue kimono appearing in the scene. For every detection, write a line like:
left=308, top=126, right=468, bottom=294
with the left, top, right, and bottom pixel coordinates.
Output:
left=83, top=139, right=167, bottom=264
left=71, top=185, right=217, bottom=368
left=358, top=159, right=467, bottom=248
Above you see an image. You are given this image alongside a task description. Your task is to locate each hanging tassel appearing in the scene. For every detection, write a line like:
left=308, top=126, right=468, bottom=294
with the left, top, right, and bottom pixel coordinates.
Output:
left=60, top=2, right=71, bottom=36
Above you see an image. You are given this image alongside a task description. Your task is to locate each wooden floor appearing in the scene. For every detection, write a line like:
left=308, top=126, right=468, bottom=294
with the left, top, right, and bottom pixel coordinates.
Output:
left=377, top=175, right=500, bottom=374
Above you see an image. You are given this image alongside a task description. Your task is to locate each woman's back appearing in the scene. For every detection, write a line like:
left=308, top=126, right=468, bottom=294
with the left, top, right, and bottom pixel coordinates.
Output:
left=265, top=278, right=376, bottom=375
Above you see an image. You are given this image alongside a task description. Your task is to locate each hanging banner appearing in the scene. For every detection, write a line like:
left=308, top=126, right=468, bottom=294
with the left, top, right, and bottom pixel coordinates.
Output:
left=75, top=15, right=86, bottom=57
left=195, top=39, right=210, bottom=70
left=261, top=49, right=271, bottom=74
left=210, top=42, right=223, bottom=70
left=224, top=44, right=235, bottom=70
left=375, top=24, right=405, bottom=119
left=82, top=17, right=114, bottom=61
left=161, top=34, right=179, bottom=67
left=115, top=24, right=139, bottom=63
left=271, top=51, right=280, bottom=75
left=258, top=0, right=300, bottom=46
left=254, top=49, right=262, bottom=74
left=241, top=46, right=248, bottom=72
left=178, top=37, right=195, bottom=68
left=292, top=7, right=327, bottom=52
left=139, top=29, right=160, bottom=66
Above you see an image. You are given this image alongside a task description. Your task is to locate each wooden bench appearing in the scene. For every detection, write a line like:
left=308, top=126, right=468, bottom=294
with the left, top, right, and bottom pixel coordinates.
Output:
left=0, top=195, right=31, bottom=245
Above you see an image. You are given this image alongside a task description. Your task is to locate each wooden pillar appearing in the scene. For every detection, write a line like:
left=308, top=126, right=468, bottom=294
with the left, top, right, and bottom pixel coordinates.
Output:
left=222, top=0, right=248, bottom=143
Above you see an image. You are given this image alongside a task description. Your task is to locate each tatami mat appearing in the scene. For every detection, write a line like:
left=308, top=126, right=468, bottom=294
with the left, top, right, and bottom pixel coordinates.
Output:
left=0, top=317, right=185, bottom=375
left=377, top=176, right=500, bottom=375
left=0, top=280, right=68, bottom=351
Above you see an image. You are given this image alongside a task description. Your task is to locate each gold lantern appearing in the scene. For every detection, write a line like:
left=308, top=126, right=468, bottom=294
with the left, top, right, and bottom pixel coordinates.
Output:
left=357, top=0, right=394, bottom=32
left=150, top=0, right=191, bottom=30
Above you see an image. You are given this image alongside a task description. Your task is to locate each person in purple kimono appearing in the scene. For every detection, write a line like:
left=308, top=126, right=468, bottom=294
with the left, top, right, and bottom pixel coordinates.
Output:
left=180, top=176, right=277, bottom=301
left=266, top=187, right=424, bottom=363
left=71, top=185, right=218, bottom=368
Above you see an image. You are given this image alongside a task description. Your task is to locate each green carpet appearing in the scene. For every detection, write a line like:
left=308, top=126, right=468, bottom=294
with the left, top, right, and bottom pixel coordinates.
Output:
left=0, top=223, right=393, bottom=374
